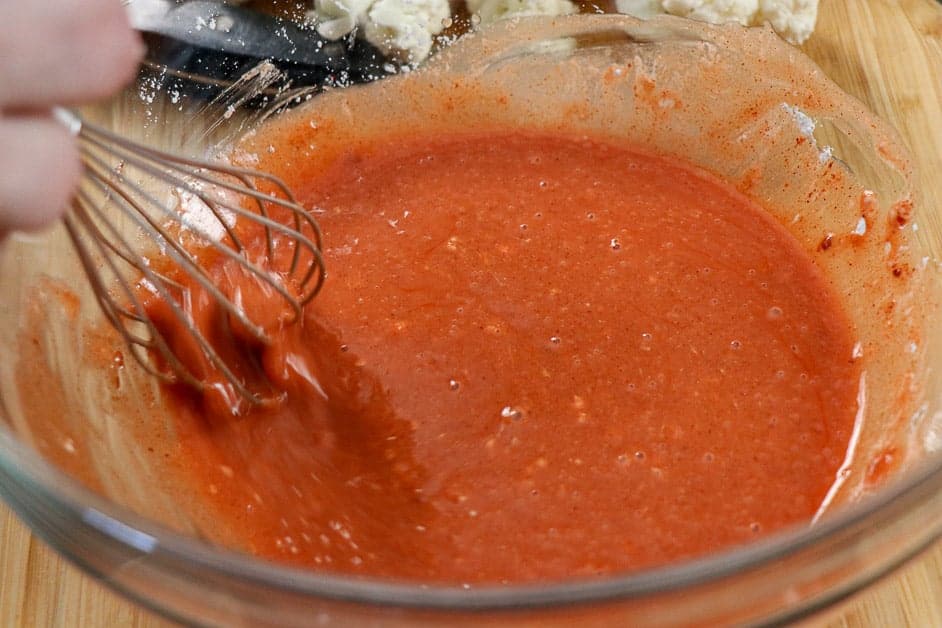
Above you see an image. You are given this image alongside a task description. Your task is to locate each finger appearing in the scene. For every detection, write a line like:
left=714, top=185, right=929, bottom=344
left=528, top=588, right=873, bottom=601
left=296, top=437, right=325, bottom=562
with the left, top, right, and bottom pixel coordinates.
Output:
left=0, top=0, right=144, bottom=108
left=0, top=116, right=80, bottom=232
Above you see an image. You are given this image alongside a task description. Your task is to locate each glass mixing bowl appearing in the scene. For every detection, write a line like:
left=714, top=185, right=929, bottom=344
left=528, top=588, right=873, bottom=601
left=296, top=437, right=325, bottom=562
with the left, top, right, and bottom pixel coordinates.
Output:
left=2, top=13, right=941, bottom=627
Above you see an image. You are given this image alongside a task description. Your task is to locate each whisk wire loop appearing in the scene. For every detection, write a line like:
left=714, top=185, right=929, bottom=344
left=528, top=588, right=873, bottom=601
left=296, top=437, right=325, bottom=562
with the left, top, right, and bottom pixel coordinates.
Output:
left=64, top=193, right=198, bottom=389
left=79, top=127, right=326, bottom=304
left=60, top=110, right=326, bottom=407
left=82, top=150, right=275, bottom=344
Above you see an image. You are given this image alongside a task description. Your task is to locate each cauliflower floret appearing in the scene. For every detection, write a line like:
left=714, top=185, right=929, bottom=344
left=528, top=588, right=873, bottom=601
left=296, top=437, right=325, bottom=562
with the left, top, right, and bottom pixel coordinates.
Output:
left=468, top=0, right=577, bottom=24
left=661, top=0, right=758, bottom=26
left=613, top=0, right=666, bottom=19
left=307, top=0, right=450, bottom=63
left=755, top=0, right=818, bottom=44
left=313, top=0, right=373, bottom=40
left=614, top=0, right=819, bottom=44
left=363, top=0, right=450, bottom=62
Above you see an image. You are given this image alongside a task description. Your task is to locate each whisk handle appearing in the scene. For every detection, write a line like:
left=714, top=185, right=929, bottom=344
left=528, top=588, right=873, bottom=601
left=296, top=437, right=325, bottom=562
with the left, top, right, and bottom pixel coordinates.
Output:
left=52, top=107, right=83, bottom=137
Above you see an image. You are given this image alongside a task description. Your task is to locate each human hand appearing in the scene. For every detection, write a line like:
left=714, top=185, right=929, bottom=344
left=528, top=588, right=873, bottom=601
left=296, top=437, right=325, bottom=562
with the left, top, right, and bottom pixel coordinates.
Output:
left=0, top=0, right=143, bottom=235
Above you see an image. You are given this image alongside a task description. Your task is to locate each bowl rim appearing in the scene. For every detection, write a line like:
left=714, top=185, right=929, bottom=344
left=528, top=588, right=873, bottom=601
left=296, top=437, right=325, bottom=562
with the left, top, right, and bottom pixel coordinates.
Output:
left=2, top=421, right=942, bottom=612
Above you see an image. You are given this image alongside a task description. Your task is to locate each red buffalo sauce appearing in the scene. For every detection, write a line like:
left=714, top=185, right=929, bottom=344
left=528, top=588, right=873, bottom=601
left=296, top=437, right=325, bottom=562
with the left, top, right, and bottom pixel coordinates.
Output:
left=153, top=131, right=860, bottom=583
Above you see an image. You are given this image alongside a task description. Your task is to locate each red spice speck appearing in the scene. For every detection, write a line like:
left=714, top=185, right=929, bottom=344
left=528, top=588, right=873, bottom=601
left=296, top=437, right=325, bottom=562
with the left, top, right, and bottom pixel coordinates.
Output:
left=893, top=199, right=914, bottom=226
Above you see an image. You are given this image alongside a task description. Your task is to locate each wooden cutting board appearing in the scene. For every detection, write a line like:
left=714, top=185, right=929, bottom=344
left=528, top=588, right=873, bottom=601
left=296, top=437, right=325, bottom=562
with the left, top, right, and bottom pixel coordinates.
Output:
left=2, top=0, right=942, bottom=625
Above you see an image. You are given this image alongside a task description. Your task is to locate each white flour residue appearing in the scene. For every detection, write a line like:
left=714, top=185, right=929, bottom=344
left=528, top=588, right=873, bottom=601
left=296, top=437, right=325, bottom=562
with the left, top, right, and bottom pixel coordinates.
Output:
left=781, top=103, right=834, bottom=164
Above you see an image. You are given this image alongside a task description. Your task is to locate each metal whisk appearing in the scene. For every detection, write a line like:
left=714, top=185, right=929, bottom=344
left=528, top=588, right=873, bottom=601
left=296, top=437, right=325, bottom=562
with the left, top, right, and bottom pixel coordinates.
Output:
left=54, top=107, right=326, bottom=406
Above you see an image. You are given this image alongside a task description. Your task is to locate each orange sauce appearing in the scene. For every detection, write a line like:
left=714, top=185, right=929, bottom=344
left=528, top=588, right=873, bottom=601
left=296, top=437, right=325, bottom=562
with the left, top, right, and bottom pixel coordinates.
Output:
left=155, top=131, right=860, bottom=583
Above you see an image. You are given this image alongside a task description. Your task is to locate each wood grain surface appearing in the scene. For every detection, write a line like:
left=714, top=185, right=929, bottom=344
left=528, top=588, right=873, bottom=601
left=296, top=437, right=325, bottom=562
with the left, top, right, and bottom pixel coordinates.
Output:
left=2, top=0, right=942, bottom=625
